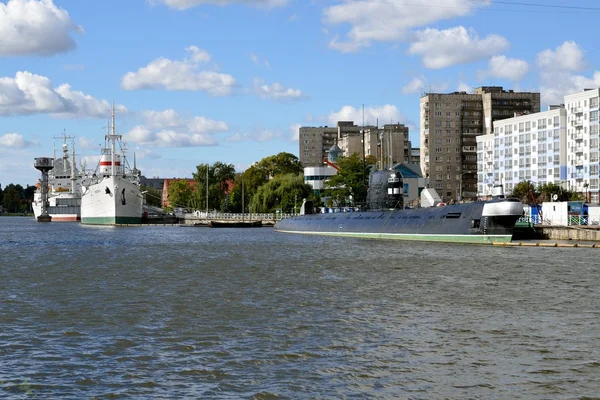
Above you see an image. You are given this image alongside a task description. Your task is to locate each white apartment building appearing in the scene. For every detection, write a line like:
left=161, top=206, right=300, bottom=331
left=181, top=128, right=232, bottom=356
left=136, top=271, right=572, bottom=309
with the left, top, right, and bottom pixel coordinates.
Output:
left=564, top=89, right=600, bottom=203
left=477, top=106, right=567, bottom=198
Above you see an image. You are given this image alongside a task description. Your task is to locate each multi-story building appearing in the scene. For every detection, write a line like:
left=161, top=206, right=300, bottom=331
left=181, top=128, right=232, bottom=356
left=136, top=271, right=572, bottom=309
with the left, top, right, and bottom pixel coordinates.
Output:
left=300, top=121, right=412, bottom=168
left=477, top=106, right=567, bottom=199
left=564, top=89, right=600, bottom=203
left=420, top=86, right=540, bottom=201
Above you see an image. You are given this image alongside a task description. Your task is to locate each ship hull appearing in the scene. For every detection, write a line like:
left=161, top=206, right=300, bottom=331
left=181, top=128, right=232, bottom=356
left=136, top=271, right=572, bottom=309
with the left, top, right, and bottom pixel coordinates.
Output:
left=32, top=193, right=81, bottom=222
left=275, top=199, right=524, bottom=244
left=80, top=176, right=143, bottom=225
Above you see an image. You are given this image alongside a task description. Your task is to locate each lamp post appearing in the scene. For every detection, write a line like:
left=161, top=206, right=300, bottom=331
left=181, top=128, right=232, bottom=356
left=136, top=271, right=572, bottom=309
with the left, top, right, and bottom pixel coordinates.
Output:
left=584, top=182, right=589, bottom=203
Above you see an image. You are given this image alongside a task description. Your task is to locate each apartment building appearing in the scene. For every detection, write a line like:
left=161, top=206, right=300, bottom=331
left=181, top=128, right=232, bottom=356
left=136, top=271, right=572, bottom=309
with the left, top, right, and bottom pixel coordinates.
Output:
left=477, top=106, right=567, bottom=199
left=564, top=89, right=600, bottom=202
left=299, top=121, right=412, bottom=168
left=420, top=87, right=540, bottom=201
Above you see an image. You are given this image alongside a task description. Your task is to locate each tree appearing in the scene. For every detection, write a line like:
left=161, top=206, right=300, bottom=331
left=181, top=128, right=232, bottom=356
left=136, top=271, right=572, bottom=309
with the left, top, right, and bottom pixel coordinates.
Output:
left=249, top=173, right=313, bottom=213
left=324, top=153, right=370, bottom=206
left=166, top=180, right=194, bottom=211
left=509, top=180, right=538, bottom=203
left=254, top=152, right=302, bottom=178
left=141, top=185, right=163, bottom=207
left=2, top=185, right=21, bottom=213
left=192, top=162, right=236, bottom=211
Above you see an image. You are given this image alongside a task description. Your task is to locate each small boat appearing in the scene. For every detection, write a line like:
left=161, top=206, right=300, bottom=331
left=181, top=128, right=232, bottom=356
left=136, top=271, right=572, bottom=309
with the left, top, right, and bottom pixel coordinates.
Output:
left=208, top=220, right=262, bottom=228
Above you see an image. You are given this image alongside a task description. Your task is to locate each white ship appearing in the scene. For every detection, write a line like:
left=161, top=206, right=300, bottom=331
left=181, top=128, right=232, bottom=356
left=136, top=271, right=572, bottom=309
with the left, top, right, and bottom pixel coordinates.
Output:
left=32, top=134, right=82, bottom=222
left=80, top=104, right=143, bottom=225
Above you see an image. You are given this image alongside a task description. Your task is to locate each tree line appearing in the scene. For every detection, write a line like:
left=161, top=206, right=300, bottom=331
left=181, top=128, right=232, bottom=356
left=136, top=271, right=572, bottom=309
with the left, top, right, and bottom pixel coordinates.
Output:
left=0, top=184, right=36, bottom=214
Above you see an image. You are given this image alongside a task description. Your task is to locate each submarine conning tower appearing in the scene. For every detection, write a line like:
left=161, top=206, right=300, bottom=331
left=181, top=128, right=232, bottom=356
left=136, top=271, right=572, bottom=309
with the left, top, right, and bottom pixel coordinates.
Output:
left=367, top=169, right=404, bottom=210
left=34, top=157, right=55, bottom=222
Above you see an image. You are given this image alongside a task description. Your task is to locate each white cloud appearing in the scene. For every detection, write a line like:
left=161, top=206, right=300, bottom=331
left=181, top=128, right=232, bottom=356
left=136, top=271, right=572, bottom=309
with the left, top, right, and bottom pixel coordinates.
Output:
left=149, top=0, right=288, bottom=10
left=225, top=127, right=282, bottom=142
left=121, top=47, right=236, bottom=95
left=402, top=76, right=426, bottom=94
left=537, top=41, right=586, bottom=73
left=249, top=52, right=271, bottom=69
left=123, top=109, right=229, bottom=147
left=540, top=71, right=600, bottom=106
left=327, top=105, right=405, bottom=127
left=402, top=76, right=448, bottom=94
left=409, top=26, right=509, bottom=69
left=481, top=55, right=529, bottom=81
left=536, top=41, right=596, bottom=105
left=323, top=0, right=491, bottom=53
left=0, top=71, right=124, bottom=117
left=0, top=0, right=83, bottom=56
left=289, top=123, right=301, bottom=141
left=0, top=133, right=38, bottom=148
left=253, top=79, right=305, bottom=101
left=457, top=81, right=472, bottom=93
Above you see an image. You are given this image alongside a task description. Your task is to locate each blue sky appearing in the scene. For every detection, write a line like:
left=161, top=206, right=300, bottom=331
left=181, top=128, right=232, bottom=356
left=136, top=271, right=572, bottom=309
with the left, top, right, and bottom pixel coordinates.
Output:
left=2, top=0, right=600, bottom=187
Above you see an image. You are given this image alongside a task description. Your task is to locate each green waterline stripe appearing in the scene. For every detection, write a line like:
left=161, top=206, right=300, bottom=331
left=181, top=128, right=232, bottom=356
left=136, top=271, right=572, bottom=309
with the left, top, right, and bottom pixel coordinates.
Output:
left=81, top=216, right=142, bottom=225
left=275, top=229, right=512, bottom=244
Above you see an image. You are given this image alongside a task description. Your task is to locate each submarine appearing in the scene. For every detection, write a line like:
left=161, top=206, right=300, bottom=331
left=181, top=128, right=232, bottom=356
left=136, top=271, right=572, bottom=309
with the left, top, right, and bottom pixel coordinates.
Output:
left=274, top=169, right=523, bottom=244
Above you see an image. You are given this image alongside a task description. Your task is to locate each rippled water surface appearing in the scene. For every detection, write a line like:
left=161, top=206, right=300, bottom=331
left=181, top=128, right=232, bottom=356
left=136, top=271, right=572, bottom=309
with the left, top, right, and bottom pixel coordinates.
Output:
left=1, top=216, right=599, bottom=399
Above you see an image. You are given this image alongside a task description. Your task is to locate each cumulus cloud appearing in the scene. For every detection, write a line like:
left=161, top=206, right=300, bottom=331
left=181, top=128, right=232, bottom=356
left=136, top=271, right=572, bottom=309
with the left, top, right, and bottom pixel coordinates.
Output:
left=457, top=81, right=473, bottom=93
left=536, top=41, right=596, bottom=105
left=289, top=123, right=301, bottom=141
left=402, top=77, right=426, bottom=94
left=323, top=0, right=491, bottom=53
left=540, top=71, right=600, bottom=106
left=0, top=133, right=38, bottom=148
left=123, top=109, right=228, bottom=147
left=409, top=26, right=509, bottom=69
left=537, top=41, right=586, bottom=73
left=121, top=46, right=236, bottom=95
left=249, top=52, right=271, bottom=69
left=225, top=127, right=283, bottom=142
left=402, top=76, right=448, bottom=94
left=480, top=55, right=529, bottom=81
left=253, top=79, right=305, bottom=102
left=0, top=0, right=83, bottom=56
left=0, top=71, right=124, bottom=117
left=327, top=105, right=405, bottom=127
left=148, top=0, right=288, bottom=10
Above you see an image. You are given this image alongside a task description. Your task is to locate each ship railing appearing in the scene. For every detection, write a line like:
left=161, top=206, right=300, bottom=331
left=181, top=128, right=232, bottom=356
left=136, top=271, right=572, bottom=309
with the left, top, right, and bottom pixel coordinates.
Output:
left=185, top=211, right=295, bottom=221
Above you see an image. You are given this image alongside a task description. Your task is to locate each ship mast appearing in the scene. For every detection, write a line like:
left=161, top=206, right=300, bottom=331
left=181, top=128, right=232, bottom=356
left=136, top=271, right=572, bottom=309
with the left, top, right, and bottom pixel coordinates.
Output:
left=71, top=138, right=76, bottom=194
left=111, top=100, right=116, bottom=176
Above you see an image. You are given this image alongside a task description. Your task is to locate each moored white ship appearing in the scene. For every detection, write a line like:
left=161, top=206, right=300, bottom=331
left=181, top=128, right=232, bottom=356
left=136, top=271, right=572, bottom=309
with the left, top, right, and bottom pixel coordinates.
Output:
left=32, top=135, right=82, bottom=222
left=80, top=104, right=143, bottom=225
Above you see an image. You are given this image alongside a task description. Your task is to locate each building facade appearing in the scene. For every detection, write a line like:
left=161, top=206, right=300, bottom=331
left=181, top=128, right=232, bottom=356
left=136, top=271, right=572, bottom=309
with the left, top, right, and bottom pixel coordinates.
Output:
left=420, top=86, right=540, bottom=202
left=300, top=121, right=413, bottom=168
left=564, top=89, right=600, bottom=202
left=477, top=106, right=567, bottom=199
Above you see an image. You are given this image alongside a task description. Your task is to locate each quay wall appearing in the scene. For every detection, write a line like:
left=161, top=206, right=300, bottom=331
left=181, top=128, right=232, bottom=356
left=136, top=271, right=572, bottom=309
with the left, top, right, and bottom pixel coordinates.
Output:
left=537, top=226, right=600, bottom=241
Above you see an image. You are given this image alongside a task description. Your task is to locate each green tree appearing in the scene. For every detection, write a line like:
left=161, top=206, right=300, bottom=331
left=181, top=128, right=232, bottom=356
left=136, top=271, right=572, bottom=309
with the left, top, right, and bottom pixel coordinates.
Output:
left=192, top=162, right=236, bottom=211
left=166, top=180, right=194, bottom=211
left=0, top=184, right=4, bottom=206
left=254, top=152, right=302, bottom=178
left=141, top=185, right=163, bottom=207
left=249, top=173, right=313, bottom=213
left=509, top=180, right=539, bottom=203
left=2, top=185, right=22, bottom=213
left=324, top=153, right=370, bottom=206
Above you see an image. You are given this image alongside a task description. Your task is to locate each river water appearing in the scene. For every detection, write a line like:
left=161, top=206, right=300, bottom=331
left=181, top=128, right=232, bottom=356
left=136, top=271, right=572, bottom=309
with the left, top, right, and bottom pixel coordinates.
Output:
left=0, top=216, right=599, bottom=399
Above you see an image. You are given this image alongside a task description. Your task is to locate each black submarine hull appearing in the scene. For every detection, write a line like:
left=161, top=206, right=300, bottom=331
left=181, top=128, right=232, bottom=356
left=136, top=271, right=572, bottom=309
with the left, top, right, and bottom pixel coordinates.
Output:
left=274, top=198, right=523, bottom=244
